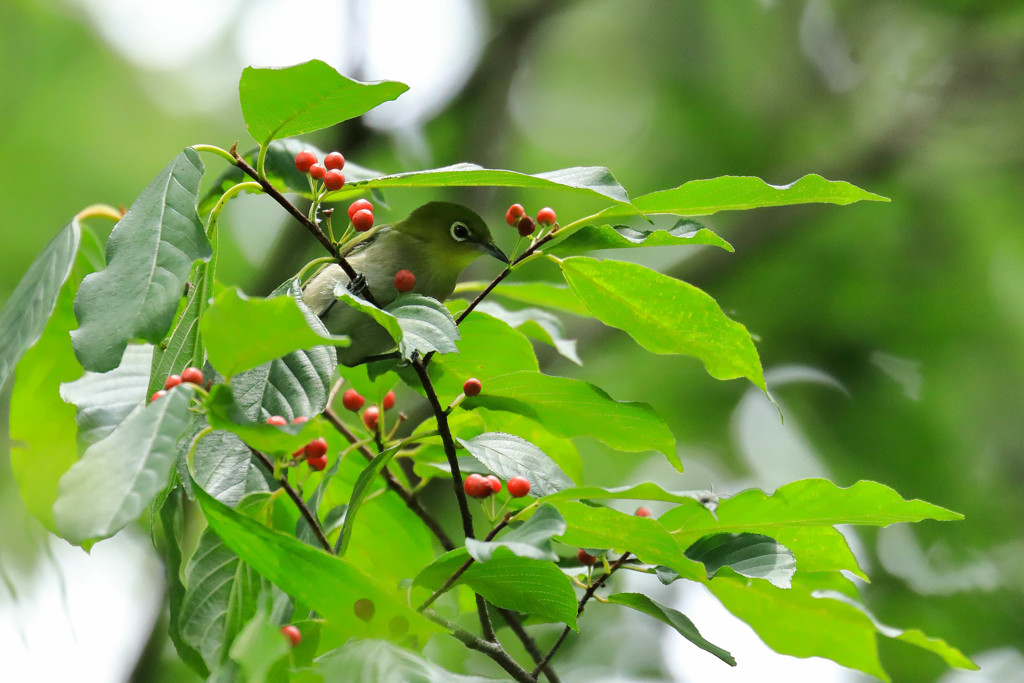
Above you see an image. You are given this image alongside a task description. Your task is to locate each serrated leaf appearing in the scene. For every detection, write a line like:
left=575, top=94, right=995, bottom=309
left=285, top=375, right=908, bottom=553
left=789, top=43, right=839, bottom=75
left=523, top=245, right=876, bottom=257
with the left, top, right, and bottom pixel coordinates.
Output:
left=61, top=344, right=152, bottom=446
left=72, top=149, right=209, bottom=372
left=684, top=533, right=796, bottom=589
left=457, top=433, right=574, bottom=497
left=559, top=257, right=766, bottom=392
left=53, top=385, right=194, bottom=546
left=317, top=640, right=504, bottom=683
left=606, top=593, right=736, bottom=666
left=455, top=281, right=591, bottom=318
left=462, top=370, right=678, bottom=469
left=466, top=505, right=566, bottom=563
left=0, top=219, right=80, bottom=390
left=335, top=290, right=459, bottom=360
left=475, top=301, right=581, bottom=365
left=239, top=60, right=408, bottom=144
left=544, top=219, right=733, bottom=257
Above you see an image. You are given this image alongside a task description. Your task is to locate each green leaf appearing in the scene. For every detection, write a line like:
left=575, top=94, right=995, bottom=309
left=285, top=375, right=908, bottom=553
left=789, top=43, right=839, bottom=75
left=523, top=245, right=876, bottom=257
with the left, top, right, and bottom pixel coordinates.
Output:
left=462, top=370, right=678, bottom=469
left=53, top=385, right=194, bottom=546
left=203, top=384, right=326, bottom=457
left=599, top=174, right=888, bottom=219
left=684, top=533, right=796, bottom=589
left=317, top=640, right=503, bottom=683
left=540, top=482, right=718, bottom=506
left=606, top=593, right=736, bottom=666
left=466, top=505, right=566, bottom=563
left=457, top=433, right=574, bottom=497
left=544, top=219, right=733, bottom=257
left=0, top=219, right=80, bottom=390
left=192, top=478, right=438, bottom=643
left=559, top=257, right=766, bottom=391
left=61, top=344, right=152, bottom=446
left=343, top=488, right=435, bottom=591
left=239, top=60, right=408, bottom=144
left=415, top=548, right=578, bottom=629
left=202, top=285, right=349, bottom=377
left=475, top=301, right=581, bottom=365
left=335, top=290, right=459, bottom=360
left=228, top=613, right=291, bottom=682
left=148, top=261, right=209, bottom=398
left=455, top=281, right=591, bottom=318
left=352, top=163, right=631, bottom=207
left=72, top=149, right=209, bottom=372
left=160, top=489, right=209, bottom=677
left=336, top=446, right=399, bottom=558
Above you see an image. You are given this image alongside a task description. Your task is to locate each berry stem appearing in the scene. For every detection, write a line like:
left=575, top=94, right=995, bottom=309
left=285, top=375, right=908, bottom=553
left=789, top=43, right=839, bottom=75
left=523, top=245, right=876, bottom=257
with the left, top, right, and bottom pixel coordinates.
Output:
left=190, top=144, right=235, bottom=164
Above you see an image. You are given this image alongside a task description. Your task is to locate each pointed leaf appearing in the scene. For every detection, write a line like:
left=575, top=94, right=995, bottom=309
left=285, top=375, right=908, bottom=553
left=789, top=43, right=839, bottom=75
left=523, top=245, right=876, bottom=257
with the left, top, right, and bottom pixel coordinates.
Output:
left=466, top=505, right=566, bottom=563
left=476, top=301, right=581, bottom=365
left=72, top=149, right=209, bottom=372
left=457, top=432, right=574, bottom=497
left=684, top=532, right=796, bottom=589
left=545, top=219, right=733, bottom=257
left=61, top=344, right=152, bottom=446
left=606, top=593, right=736, bottom=666
left=336, top=446, right=400, bottom=557
left=239, top=60, right=408, bottom=143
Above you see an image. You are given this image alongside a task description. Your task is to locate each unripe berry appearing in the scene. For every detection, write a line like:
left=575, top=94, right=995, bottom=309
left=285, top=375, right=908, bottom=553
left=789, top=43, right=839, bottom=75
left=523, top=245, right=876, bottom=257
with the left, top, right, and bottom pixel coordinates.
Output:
left=506, top=203, right=525, bottom=227
left=342, top=389, right=365, bottom=412
left=292, top=416, right=309, bottom=424
left=537, top=207, right=557, bottom=226
left=463, top=473, right=490, bottom=499
left=485, top=475, right=502, bottom=494
left=295, top=150, right=317, bottom=174
left=577, top=549, right=597, bottom=566
left=304, top=437, right=328, bottom=459
left=634, top=507, right=652, bottom=517
left=324, top=151, right=345, bottom=170
left=382, top=390, right=396, bottom=410
left=351, top=208, right=374, bottom=232
left=362, top=405, right=379, bottom=431
left=150, top=390, right=166, bottom=403
left=394, top=269, right=415, bottom=292
left=164, top=374, right=181, bottom=390
left=507, top=476, right=531, bottom=498
left=517, top=215, right=536, bottom=237
left=347, top=199, right=373, bottom=220
left=310, top=164, right=327, bottom=180
left=265, top=415, right=288, bottom=426
left=463, top=377, right=482, bottom=397
left=307, top=454, right=327, bottom=471
left=280, top=625, right=302, bottom=647
left=323, top=169, right=345, bottom=191
left=180, top=367, right=204, bottom=385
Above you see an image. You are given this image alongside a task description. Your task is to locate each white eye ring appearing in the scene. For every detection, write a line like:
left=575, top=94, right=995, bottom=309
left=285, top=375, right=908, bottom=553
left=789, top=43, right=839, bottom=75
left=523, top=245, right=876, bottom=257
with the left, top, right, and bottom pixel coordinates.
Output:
left=450, top=221, right=470, bottom=242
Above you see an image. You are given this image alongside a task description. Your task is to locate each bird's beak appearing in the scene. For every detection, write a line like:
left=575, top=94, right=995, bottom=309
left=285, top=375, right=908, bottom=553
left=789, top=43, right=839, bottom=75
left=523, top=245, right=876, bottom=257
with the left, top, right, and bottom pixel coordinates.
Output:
left=478, top=241, right=510, bottom=264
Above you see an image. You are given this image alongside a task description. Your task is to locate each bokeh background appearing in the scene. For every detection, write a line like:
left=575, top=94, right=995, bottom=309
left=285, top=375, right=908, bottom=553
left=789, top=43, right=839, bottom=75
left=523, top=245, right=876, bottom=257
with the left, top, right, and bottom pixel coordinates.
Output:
left=2, top=1, right=1022, bottom=681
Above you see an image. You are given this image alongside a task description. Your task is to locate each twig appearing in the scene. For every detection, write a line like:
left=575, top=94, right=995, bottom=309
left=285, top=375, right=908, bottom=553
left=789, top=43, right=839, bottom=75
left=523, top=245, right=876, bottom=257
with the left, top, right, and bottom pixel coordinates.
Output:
left=532, top=553, right=632, bottom=677
left=418, top=513, right=512, bottom=612
left=500, top=609, right=562, bottom=683
left=249, top=446, right=331, bottom=552
left=422, top=610, right=537, bottom=683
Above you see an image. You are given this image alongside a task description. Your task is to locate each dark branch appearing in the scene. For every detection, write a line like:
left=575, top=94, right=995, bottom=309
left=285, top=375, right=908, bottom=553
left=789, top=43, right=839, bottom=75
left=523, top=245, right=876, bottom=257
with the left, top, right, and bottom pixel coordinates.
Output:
left=423, top=610, right=537, bottom=683
left=249, top=446, right=331, bottom=552
left=500, top=609, right=562, bottom=683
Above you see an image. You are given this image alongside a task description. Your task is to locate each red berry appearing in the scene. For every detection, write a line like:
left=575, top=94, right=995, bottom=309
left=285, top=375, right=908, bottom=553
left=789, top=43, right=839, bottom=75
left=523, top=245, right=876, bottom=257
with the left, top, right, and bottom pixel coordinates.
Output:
left=507, top=476, right=531, bottom=498
left=463, top=473, right=490, bottom=499
left=310, top=164, right=327, bottom=180
left=292, top=416, right=309, bottom=424
left=485, top=475, right=502, bottom=494
left=307, top=454, right=327, bottom=471
left=362, top=405, right=380, bottom=431
left=280, top=625, right=301, bottom=647
left=634, top=507, right=652, bottom=517
left=347, top=199, right=373, bottom=220
left=323, top=169, right=345, bottom=191
left=342, top=389, right=365, bottom=412
left=180, top=367, right=204, bottom=385
left=463, top=378, right=482, bottom=397
left=517, top=215, right=536, bottom=237
left=295, top=151, right=317, bottom=174
left=394, top=269, right=415, bottom=292
left=265, top=415, right=288, bottom=426
left=324, top=151, right=345, bottom=170
left=304, top=437, right=328, bottom=459
left=351, top=209, right=374, bottom=232
left=150, top=390, right=166, bottom=403
left=506, top=203, right=525, bottom=227
left=537, top=207, right=557, bottom=226
left=164, top=374, right=181, bottom=390
left=382, top=390, right=396, bottom=410
left=577, top=549, right=597, bottom=566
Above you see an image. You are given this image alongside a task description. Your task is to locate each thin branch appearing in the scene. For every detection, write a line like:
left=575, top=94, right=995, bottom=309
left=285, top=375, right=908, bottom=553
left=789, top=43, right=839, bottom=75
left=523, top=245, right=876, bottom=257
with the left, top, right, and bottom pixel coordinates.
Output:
left=418, top=513, right=512, bottom=612
left=532, top=553, right=632, bottom=677
left=500, top=609, right=562, bottom=683
left=423, top=610, right=537, bottom=683
left=249, top=446, right=331, bottom=552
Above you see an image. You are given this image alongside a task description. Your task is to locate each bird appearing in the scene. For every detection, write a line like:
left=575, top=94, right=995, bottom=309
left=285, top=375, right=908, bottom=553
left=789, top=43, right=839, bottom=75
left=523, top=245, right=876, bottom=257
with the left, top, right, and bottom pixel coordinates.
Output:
left=302, top=201, right=508, bottom=365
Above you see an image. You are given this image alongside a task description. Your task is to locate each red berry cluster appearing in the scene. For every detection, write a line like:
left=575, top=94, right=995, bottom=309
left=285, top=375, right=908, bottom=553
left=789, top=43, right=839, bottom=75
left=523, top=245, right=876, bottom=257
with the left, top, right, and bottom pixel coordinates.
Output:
left=347, top=198, right=374, bottom=232
left=266, top=414, right=329, bottom=471
left=151, top=366, right=204, bottom=402
left=463, top=474, right=531, bottom=499
left=296, top=149, right=346, bottom=191
left=342, top=388, right=397, bottom=432
left=505, top=204, right=557, bottom=238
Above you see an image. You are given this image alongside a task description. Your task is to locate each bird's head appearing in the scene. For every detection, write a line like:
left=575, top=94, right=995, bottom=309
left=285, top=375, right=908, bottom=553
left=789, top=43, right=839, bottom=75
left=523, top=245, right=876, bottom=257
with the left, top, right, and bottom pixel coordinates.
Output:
left=394, top=201, right=508, bottom=269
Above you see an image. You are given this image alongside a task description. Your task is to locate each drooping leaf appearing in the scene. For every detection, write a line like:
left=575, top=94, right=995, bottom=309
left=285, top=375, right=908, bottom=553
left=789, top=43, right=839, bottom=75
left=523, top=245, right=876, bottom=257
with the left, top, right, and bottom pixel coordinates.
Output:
left=61, top=344, right=153, bottom=446
left=239, top=60, right=408, bottom=144
left=466, top=505, right=566, bottom=563
left=317, top=640, right=503, bottom=683
left=455, top=280, right=590, bottom=318
left=53, top=385, right=194, bottom=546
left=544, top=219, right=733, bottom=257
left=559, top=257, right=766, bottom=391
left=606, top=593, right=736, bottom=666
left=475, top=301, right=581, bottom=365
left=684, top=533, right=796, bottom=589
left=72, top=149, right=209, bottom=372
left=456, top=433, right=574, bottom=497
left=0, top=219, right=80, bottom=390
left=202, top=285, right=349, bottom=377
left=462, top=370, right=678, bottom=469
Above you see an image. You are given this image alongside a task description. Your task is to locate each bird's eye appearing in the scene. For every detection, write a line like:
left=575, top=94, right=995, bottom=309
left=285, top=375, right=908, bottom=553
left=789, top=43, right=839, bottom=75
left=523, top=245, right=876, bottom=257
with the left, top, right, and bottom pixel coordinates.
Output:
left=450, top=221, right=471, bottom=242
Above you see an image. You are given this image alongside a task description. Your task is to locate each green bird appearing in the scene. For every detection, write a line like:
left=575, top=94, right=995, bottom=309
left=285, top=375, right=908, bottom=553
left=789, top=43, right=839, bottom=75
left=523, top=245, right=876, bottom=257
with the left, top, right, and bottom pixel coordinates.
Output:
left=302, top=201, right=508, bottom=365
